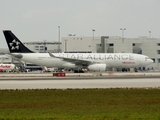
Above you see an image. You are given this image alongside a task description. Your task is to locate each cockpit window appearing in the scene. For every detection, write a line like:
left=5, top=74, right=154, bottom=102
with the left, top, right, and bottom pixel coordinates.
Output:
left=145, top=57, right=149, bottom=61
left=145, top=57, right=149, bottom=59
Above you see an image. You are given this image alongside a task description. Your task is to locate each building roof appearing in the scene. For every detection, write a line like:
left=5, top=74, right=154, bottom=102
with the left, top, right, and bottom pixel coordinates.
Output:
left=23, top=41, right=61, bottom=45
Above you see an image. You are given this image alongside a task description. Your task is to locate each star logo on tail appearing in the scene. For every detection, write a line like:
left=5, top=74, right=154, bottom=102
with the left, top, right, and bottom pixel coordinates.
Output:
left=9, top=39, right=20, bottom=50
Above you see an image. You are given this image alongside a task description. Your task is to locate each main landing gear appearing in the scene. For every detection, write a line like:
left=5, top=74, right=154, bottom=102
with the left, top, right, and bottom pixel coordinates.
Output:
left=74, top=69, right=84, bottom=73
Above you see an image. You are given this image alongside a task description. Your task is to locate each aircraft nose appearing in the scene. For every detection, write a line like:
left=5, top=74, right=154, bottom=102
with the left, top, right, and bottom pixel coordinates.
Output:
left=149, top=59, right=154, bottom=64
left=151, top=59, right=154, bottom=63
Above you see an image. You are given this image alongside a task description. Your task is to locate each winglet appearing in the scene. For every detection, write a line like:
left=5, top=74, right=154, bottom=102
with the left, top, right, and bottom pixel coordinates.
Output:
left=48, top=52, right=64, bottom=60
left=48, top=52, right=56, bottom=58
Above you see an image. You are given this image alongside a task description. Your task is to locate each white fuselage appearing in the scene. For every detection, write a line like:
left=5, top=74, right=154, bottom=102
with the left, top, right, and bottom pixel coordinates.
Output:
left=13, top=53, right=153, bottom=69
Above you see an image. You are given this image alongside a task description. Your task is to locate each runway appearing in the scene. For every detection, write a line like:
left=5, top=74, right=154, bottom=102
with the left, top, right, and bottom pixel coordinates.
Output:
left=0, top=77, right=160, bottom=89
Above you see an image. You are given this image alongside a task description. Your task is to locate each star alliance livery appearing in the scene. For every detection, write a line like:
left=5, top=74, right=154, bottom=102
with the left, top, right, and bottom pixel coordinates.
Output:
left=3, top=30, right=153, bottom=72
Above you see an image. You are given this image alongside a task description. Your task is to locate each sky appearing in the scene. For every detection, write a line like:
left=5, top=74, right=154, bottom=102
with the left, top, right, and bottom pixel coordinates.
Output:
left=0, top=0, right=160, bottom=48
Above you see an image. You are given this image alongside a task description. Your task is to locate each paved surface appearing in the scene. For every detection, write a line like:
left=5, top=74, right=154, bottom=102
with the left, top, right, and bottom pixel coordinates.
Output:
left=0, top=77, right=160, bottom=89
left=0, top=72, right=160, bottom=89
left=0, top=71, right=160, bottom=77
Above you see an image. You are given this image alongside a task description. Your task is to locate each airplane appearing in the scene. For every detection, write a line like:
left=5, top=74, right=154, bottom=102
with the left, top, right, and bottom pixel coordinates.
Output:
left=0, top=63, right=16, bottom=72
left=3, top=30, right=153, bottom=72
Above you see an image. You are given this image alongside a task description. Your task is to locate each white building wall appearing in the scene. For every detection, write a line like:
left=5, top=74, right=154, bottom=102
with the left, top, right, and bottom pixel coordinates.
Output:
left=109, top=39, right=133, bottom=53
left=141, top=39, right=160, bottom=70
left=24, top=42, right=61, bottom=53
left=141, top=40, right=157, bottom=56
left=62, top=37, right=102, bottom=53
left=91, top=37, right=101, bottom=53
left=62, top=37, right=93, bottom=52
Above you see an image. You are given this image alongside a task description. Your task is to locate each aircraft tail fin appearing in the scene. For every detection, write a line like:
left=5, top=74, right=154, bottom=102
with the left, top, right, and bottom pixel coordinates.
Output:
left=3, top=30, right=34, bottom=53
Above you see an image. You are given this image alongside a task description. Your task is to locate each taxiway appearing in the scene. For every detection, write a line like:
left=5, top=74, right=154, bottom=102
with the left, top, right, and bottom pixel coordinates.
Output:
left=0, top=72, right=160, bottom=89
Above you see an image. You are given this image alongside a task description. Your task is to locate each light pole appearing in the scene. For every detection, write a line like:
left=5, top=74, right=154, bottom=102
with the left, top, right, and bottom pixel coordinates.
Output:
left=64, top=40, right=68, bottom=53
left=92, top=29, right=95, bottom=40
left=43, top=40, right=47, bottom=53
left=120, top=28, right=126, bottom=43
left=58, top=26, right=60, bottom=52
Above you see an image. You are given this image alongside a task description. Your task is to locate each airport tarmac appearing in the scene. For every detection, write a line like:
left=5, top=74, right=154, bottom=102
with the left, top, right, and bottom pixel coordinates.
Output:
left=0, top=71, right=160, bottom=78
left=0, top=78, right=160, bottom=90
left=0, top=72, right=160, bottom=89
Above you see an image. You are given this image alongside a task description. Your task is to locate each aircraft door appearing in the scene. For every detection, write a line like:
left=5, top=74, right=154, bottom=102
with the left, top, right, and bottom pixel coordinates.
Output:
left=136, top=55, right=141, bottom=67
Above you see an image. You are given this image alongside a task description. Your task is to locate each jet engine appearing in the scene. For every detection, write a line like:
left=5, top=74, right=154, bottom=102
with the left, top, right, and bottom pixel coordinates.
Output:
left=87, top=64, right=106, bottom=71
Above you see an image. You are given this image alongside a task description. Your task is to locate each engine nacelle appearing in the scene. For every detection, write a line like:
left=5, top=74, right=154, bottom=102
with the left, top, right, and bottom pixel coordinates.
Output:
left=88, top=64, right=106, bottom=71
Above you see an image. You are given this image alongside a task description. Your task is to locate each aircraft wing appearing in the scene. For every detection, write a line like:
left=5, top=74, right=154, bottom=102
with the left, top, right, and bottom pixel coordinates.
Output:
left=48, top=52, right=98, bottom=65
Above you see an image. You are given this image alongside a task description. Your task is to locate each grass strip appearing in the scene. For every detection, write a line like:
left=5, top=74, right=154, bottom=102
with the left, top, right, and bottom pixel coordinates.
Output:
left=0, top=88, right=160, bottom=119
